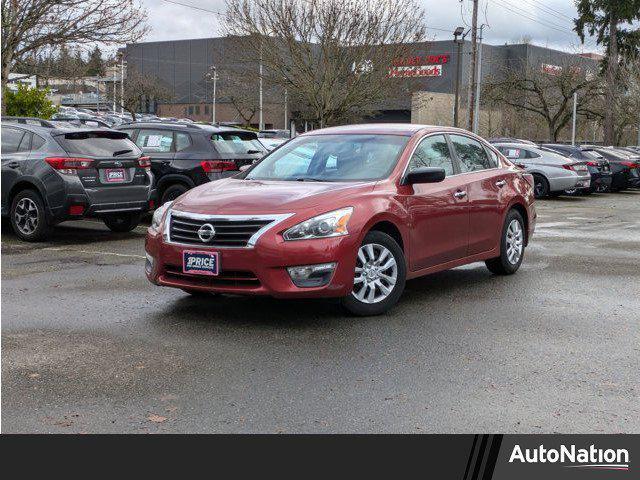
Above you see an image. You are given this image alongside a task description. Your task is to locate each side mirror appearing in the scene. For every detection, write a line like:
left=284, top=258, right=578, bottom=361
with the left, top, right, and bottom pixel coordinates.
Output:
left=239, top=164, right=252, bottom=172
left=402, top=167, right=446, bottom=185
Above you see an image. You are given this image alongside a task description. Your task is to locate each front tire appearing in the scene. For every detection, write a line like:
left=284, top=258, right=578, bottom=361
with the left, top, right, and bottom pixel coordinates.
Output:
left=340, top=231, right=406, bottom=316
left=103, top=213, right=141, bottom=232
left=485, top=209, right=525, bottom=275
left=10, top=189, right=50, bottom=242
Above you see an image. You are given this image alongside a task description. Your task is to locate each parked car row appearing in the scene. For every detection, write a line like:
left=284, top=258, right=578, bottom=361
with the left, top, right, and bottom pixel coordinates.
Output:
left=490, top=140, right=640, bottom=197
left=1, top=117, right=268, bottom=240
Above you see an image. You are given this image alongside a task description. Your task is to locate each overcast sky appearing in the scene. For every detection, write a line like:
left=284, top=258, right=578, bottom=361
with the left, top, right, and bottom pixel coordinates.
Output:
left=139, top=0, right=599, bottom=54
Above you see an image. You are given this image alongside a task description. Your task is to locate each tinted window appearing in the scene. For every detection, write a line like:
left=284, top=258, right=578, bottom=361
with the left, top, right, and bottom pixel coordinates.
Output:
left=211, top=131, right=266, bottom=155
left=1, top=127, right=25, bottom=153
left=18, top=132, right=32, bottom=151
left=176, top=132, right=191, bottom=152
left=451, top=135, right=493, bottom=172
left=246, top=134, right=408, bottom=182
left=408, top=135, right=454, bottom=176
left=57, top=132, right=141, bottom=157
left=31, top=134, right=45, bottom=150
left=136, top=129, right=174, bottom=153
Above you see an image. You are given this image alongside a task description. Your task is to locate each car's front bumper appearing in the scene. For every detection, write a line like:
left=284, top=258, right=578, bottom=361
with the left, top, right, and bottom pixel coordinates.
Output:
left=145, top=228, right=359, bottom=298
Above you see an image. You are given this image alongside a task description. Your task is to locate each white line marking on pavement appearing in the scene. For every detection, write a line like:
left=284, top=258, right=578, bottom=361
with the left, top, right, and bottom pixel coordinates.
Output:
left=41, top=247, right=145, bottom=259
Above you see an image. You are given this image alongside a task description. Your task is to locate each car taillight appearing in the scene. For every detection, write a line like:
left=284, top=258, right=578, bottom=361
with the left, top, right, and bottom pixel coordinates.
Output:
left=200, top=160, right=237, bottom=173
left=586, top=161, right=598, bottom=167
left=620, top=161, right=639, bottom=168
left=45, top=157, right=93, bottom=174
left=138, top=156, right=151, bottom=168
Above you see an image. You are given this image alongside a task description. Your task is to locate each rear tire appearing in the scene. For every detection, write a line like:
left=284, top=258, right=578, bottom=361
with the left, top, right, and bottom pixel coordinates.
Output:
left=532, top=174, right=550, bottom=198
left=485, top=209, right=525, bottom=275
left=160, top=184, right=188, bottom=204
left=103, top=213, right=141, bottom=232
left=340, top=231, right=406, bottom=316
left=10, top=189, right=50, bottom=242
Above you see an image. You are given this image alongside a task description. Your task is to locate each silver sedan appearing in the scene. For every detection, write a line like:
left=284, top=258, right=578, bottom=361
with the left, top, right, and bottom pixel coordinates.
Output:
left=494, top=143, right=591, bottom=198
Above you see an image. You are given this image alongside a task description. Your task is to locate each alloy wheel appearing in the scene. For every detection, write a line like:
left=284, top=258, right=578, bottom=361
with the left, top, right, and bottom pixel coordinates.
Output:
left=352, top=243, right=398, bottom=304
left=14, top=198, right=39, bottom=236
left=506, top=219, right=523, bottom=264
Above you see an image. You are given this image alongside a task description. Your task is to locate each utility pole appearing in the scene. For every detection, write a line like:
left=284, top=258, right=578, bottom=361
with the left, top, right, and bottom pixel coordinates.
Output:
left=467, top=0, right=480, bottom=131
left=112, top=69, right=116, bottom=112
left=453, top=26, right=465, bottom=128
left=259, top=47, right=264, bottom=131
left=571, top=92, right=578, bottom=146
left=472, top=24, right=484, bottom=134
left=120, top=56, right=125, bottom=114
left=284, top=87, right=288, bottom=130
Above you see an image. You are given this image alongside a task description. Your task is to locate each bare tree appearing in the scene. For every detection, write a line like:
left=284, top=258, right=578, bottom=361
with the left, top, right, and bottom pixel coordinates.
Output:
left=224, top=0, right=427, bottom=126
left=217, top=69, right=261, bottom=125
left=484, top=60, right=601, bottom=142
left=121, top=69, right=172, bottom=120
left=1, top=0, right=148, bottom=113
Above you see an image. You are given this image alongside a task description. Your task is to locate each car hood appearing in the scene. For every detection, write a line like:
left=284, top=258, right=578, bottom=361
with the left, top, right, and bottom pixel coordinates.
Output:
left=171, top=177, right=375, bottom=215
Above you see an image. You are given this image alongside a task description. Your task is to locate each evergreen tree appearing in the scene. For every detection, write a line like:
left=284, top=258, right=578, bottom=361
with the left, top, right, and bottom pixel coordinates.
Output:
left=86, top=46, right=105, bottom=76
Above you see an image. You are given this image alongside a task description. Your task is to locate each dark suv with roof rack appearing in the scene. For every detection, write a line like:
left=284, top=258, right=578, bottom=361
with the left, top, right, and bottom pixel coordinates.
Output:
left=116, top=122, right=267, bottom=205
left=1, top=117, right=154, bottom=241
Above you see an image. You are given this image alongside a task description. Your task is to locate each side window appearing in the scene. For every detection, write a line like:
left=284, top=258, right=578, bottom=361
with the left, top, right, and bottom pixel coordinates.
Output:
left=135, top=129, right=174, bottom=153
left=498, top=147, right=524, bottom=159
left=31, top=134, right=45, bottom=150
left=484, top=146, right=499, bottom=168
left=450, top=135, right=493, bottom=172
left=407, top=134, right=455, bottom=176
left=1, top=127, right=25, bottom=154
left=17, top=132, right=32, bottom=152
left=524, top=149, right=541, bottom=159
left=175, top=132, right=191, bottom=152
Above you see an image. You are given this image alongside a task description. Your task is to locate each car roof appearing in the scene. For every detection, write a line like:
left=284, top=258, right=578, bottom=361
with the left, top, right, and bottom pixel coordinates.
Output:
left=116, top=121, right=256, bottom=134
left=300, top=123, right=476, bottom=137
left=492, top=142, right=538, bottom=149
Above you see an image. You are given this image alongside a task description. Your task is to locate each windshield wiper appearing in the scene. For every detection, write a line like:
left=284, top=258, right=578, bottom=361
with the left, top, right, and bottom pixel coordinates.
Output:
left=113, top=149, right=133, bottom=156
left=295, top=177, right=324, bottom=182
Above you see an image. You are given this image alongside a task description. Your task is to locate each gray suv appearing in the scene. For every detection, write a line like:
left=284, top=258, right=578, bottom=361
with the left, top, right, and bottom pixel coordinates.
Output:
left=1, top=118, right=154, bottom=241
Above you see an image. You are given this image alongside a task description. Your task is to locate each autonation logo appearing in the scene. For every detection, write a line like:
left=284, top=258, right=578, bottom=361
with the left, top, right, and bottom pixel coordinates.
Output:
left=509, top=444, right=630, bottom=471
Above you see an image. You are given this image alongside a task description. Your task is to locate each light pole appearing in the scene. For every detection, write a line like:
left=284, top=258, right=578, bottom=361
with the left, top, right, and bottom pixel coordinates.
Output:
left=453, top=26, right=465, bottom=128
left=571, top=92, right=578, bottom=146
left=284, top=87, right=288, bottom=130
left=120, top=57, right=126, bottom=114
left=210, top=66, right=217, bottom=124
left=259, top=52, right=264, bottom=131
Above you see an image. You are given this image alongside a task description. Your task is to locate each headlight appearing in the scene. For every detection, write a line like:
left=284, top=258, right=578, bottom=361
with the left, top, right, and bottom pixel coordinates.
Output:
left=151, top=201, right=173, bottom=232
left=283, top=207, right=353, bottom=241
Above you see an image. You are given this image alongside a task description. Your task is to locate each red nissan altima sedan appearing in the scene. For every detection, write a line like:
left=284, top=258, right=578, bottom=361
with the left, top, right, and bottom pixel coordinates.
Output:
left=145, top=124, right=536, bottom=315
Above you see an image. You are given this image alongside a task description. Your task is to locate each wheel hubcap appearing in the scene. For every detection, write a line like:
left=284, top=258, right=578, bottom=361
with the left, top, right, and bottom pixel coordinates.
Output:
left=506, top=219, right=523, bottom=264
left=352, top=243, right=398, bottom=304
left=14, top=198, right=39, bottom=235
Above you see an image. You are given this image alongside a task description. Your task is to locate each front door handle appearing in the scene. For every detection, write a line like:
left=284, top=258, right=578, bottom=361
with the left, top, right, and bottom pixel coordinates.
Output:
left=7, top=161, right=19, bottom=168
left=495, top=180, right=507, bottom=188
left=453, top=190, right=467, bottom=199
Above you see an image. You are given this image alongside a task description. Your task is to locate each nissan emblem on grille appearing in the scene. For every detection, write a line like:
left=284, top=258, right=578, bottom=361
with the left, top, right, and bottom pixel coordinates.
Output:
left=197, top=223, right=216, bottom=242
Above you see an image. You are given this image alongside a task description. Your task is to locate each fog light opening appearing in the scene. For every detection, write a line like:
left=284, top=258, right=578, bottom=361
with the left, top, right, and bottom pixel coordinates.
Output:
left=287, top=262, right=336, bottom=288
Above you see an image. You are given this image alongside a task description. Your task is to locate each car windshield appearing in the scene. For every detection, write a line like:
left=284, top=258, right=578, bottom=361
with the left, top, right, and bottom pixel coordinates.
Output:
left=245, top=134, right=409, bottom=182
left=211, top=131, right=266, bottom=155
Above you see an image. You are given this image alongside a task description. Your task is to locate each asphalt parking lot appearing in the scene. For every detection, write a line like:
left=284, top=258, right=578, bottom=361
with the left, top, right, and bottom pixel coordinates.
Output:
left=2, top=191, right=639, bottom=433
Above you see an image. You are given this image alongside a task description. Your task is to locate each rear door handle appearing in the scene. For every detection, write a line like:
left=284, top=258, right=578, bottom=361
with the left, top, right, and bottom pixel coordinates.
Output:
left=7, top=162, right=20, bottom=168
left=495, top=180, right=506, bottom=188
left=453, top=190, right=467, bottom=199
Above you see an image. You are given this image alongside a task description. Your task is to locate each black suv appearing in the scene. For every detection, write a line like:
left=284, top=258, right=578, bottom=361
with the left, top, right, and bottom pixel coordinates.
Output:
left=116, top=122, right=267, bottom=204
left=1, top=118, right=154, bottom=241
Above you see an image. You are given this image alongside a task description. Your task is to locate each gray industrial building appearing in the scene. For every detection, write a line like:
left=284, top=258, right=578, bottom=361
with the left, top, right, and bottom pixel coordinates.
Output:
left=124, top=36, right=600, bottom=126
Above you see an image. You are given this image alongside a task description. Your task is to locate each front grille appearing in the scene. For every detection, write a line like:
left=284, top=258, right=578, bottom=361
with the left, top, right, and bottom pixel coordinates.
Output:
left=163, top=265, right=260, bottom=288
left=169, top=213, right=274, bottom=247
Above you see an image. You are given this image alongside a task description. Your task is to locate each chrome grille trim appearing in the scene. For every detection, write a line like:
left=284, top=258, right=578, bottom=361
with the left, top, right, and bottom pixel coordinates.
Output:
left=165, top=210, right=294, bottom=249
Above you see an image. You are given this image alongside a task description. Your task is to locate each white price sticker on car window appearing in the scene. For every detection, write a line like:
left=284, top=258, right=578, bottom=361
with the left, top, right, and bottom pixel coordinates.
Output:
left=506, top=149, right=520, bottom=158
left=146, top=135, right=162, bottom=148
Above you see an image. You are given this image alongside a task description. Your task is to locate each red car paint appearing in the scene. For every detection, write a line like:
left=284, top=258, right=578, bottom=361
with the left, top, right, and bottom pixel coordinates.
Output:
left=145, top=124, right=536, bottom=298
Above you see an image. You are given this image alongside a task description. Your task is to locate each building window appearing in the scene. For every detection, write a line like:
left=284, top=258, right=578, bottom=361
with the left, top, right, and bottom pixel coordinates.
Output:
left=188, top=105, right=194, bottom=115
left=204, top=105, right=210, bottom=115
left=195, top=105, right=200, bottom=115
